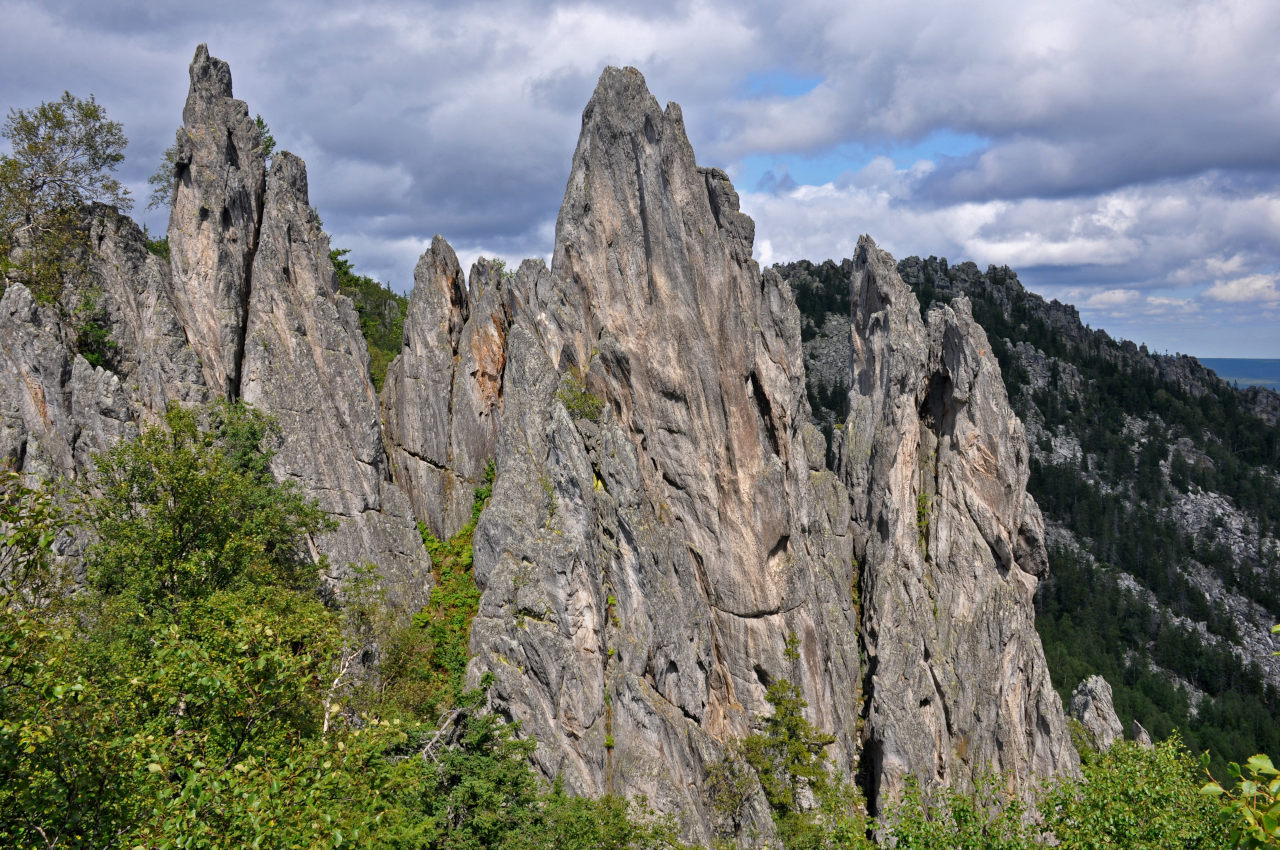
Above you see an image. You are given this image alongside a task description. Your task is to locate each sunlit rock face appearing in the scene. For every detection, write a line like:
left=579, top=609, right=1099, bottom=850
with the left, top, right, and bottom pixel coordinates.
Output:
left=167, top=44, right=265, bottom=400
left=240, top=151, right=431, bottom=613
left=382, top=238, right=513, bottom=541
left=468, top=67, right=860, bottom=844
left=838, top=235, right=1078, bottom=809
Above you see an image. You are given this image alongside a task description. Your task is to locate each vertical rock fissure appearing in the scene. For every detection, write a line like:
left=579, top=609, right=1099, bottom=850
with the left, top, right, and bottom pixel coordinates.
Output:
left=853, top=546, right=879, bottom=812
left=229, top=170, right=266, bottom=401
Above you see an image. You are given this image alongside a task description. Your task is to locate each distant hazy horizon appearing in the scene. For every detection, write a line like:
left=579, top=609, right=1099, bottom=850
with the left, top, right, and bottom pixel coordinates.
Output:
left=1198, top=358, right=1280, bottom=391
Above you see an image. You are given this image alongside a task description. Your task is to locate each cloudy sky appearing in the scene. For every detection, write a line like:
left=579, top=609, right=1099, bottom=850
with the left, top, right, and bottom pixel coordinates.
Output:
left=3, top=0, right=1278, bottom=357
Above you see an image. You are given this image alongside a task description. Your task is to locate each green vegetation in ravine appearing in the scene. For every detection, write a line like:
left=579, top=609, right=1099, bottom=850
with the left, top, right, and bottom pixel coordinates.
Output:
left=331, top=247, right=407, bottom=392
left=373, top=460, right=494, bottom=723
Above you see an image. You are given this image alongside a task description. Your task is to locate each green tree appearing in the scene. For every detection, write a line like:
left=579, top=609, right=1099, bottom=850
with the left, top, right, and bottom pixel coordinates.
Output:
left=84, top=402, right=332, bottom=613
left=710, top=679, right=869, bottom=848
left=1202, top=752, right=1280, bottom=848
left=255, top=113, right=276, bottom=160
left=1, top=406, right=680, bottom=848
left=1, top=92, right=130, bottom=302
left=144, top=141, right=178, bottom=212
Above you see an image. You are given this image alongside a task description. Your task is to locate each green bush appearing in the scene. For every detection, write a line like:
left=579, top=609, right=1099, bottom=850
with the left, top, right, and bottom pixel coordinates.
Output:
left=1, top=410, right=675, bottom=848
left=1041, top=735, right=1220, bottom=848
left=878, top=773, right=1037, bottom=849
left=558, top=371, right=605, bottom=422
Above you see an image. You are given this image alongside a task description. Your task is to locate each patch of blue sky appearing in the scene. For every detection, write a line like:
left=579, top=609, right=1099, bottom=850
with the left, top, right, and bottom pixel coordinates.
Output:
left=736, top=129, right=988, bottom=193
left=738, top=69, right=824, bottom=98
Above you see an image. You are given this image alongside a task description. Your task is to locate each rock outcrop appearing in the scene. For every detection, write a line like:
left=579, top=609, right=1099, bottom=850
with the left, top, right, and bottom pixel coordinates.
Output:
left=0, top=282, right=132, bottom=482
left=468, top=67, right=859, bottom=844
left=839, top=236, right=1078, bottom=806
left=382, top=241, right=512, bottom=539
left=1, top=46, right=430, bottom=611
left=1, top=46, right=1090, bottom=844
left=167, top=44, right=266, bottom=399
left=240, top=152, right=430, bottom=611
left=1, top=206, right=207, bottom=483
left=1069, top=675, right=1124, bottom=751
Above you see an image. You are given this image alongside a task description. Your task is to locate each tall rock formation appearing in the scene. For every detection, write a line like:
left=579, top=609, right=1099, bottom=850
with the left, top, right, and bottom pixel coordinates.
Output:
left=468, top=67, right=859, bottom=843
left=238, top=151, right=431, bottom=610
left=839, top=236, right=1078, bottom=806
left=382, top=241, right=513, bottom=539
left=1069, top=675, right=1124, bottom=751
left=0, top=45, right=430, bottom=610
left=1, top=45, right=1086, bottom=843
left=167, top=44, right=265, bottom=399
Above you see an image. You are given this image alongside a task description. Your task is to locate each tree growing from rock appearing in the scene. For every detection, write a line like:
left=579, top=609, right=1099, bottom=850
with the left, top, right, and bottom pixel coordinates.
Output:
left=0, top=92, right=130, bottom=301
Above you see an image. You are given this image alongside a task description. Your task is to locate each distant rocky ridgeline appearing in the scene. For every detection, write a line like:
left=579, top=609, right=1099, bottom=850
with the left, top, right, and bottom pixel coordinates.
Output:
left=1, top=45, right=1085, bottom=842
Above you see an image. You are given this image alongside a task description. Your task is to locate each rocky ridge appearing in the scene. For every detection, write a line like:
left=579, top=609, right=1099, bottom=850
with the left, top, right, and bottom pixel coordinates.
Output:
left=1, top=49, right=1087, bottom=843
left=838, top=238, right=1077, bottom=805
left=465, top=68, right=861, bottom=842
left=793, top=252, right=1280, bottom=771
left=382, top=239, right=513, bottom=541
left=1, top=45, right=430, bottom=608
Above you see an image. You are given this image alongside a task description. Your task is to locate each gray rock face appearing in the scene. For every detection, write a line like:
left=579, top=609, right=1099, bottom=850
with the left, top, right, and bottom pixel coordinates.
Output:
left=469, top=67, right=858, bottom=844
left=1069, top=675, right=1124, bottom=751
left=839, top=236, right=1078, bottom=808
left=382, top=240, right=512, bottom=539
left=86, top=206, right=208, bottom=415
left=167, top=43, right=266, bottom=398
left=0, top=206, right=207, bottom=484
left=241, top=152, right=430, bottom=612
left=0, top=282, right=129, bottom=482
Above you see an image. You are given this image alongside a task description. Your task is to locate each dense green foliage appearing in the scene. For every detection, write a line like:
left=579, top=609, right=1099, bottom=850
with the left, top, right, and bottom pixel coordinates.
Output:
left=878, top=737, right=1219, bottom=849
left=0, top=404, right=681, bottom=848
left=1, top=92, right=130, bottom=303
left=878, top=774, right=1037, bottom=849
left=1042, top=736, right=1220, bottom=848
left=1202, top=752, right=1280, bottom=848
left=707, top=671, right=1223, bottom=848
left=331, top=248, right=407, bottom=392
left=374, top=461, right=494, bottom=722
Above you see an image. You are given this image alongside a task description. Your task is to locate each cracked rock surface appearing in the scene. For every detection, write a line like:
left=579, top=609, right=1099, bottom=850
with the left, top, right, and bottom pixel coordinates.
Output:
left=468, top=67, right=859, bottom=844
left=382, top=240, right=513, bottom=540
left=838, top=236, right=1078, bottom=808
left=241, top=151, right=430, bottom=612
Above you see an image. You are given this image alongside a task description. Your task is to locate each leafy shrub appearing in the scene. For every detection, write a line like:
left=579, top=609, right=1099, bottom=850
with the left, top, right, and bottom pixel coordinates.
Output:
left=1041, top=735, right=1220, bottom=848
left=1202, top=752, right=1280, bottom=848
left=878, top=773, right=1037, bottom=849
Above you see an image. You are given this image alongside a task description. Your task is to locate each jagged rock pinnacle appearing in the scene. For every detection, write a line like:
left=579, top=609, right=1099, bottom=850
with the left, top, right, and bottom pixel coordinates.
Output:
left=168, top=43, right=265, bottom=398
